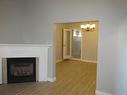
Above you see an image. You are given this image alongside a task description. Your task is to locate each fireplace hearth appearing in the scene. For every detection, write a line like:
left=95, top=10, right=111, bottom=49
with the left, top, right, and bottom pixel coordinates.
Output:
left=7, top=58, right=36, bottom=83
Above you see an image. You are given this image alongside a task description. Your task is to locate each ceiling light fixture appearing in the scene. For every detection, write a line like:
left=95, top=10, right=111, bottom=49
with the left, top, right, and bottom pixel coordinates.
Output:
left=81, top=24, right=96, bottom=32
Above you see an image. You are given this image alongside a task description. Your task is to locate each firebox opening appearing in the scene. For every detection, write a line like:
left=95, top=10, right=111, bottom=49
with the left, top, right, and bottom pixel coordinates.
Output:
left=7, top=58, right=36, bottom=83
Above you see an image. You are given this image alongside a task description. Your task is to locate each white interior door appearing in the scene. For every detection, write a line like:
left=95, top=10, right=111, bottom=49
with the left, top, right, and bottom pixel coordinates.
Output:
left=63, top=29, right=72, bottom=60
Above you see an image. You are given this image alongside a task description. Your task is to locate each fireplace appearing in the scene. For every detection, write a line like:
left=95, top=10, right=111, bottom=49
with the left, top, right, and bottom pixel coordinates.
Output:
left=7, top=58, right=36, bottom=83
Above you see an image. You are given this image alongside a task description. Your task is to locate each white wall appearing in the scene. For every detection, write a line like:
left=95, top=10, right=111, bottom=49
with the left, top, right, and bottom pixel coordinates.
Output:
left=0, top=0, right=55, bottom=81
left=23, top=0, right=127, bottom=94
left=113, top=20, right=127, bottom=95
left=0, top=0, right=25, bottom=43
left=0, top=0, right=127, bottom=94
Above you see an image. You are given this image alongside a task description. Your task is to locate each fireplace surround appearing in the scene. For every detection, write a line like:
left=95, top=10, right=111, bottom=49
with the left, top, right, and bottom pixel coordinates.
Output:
left=0, top=44, right=54, bottom=84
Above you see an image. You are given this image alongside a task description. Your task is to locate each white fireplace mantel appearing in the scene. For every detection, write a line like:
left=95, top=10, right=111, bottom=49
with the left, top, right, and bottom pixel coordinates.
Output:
left=0, top=44, right=52, bottom=84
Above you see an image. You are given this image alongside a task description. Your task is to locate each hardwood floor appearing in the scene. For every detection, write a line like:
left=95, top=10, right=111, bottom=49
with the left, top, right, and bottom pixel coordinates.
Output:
left=0, top=60, right=97, bottom=95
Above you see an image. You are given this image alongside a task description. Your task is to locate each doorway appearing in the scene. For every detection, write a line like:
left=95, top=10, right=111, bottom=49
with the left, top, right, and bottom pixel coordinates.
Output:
left=54, top=21, right=99, bottom=94
left=55, top=21, right=98, bottom=63
left=63, top=29, right=82, bottom=60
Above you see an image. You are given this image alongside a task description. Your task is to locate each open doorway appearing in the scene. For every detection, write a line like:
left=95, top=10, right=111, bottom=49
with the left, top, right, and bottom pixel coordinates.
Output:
left=55, top=21, right=98, bottom=63
left=54, top=21, right=99, bottom=94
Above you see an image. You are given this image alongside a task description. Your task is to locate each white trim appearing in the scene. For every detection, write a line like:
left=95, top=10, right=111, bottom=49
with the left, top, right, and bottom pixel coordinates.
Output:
left=47, top=77, right=56, bottom=82
left=0, top=44, right=52, bottom=47
left=0, top=58, right=2, bottom=84
left=63, top=29, right=72, bottom=60
left=70, top=58, right=97, bottom=63
left=82, top=59, right=97, bottom=63
left=70, top=58, right=81, bottom=61
left=56, top=59, right=62, bottom=63
left=96, top=90, right=113, bottom=95
left=70, top=30, right=72, bottom=58
left=80, top=29, right=83, bottom=60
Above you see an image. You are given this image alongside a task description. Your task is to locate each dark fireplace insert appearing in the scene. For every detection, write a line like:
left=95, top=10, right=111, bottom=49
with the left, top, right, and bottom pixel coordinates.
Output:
left=7, top=58, right=36, bottom=83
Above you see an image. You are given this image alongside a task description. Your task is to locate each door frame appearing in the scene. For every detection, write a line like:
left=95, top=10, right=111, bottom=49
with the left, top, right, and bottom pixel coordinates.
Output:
left=54, top=21, right=99, bottom=93
left=63, top=28, right=83, bottom=60
left=62, top=29, right=72, bottom=60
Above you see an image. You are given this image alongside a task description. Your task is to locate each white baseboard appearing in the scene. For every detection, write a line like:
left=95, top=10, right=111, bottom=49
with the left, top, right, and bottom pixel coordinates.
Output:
left=96, top=90, right=113, bottom=95
left=47, top=77, right=56, bottom=82
left=69, top=58, right=97, bottom=63
left=82, top=59, right=97, bottom=63
left=56, top=59, right=62, bottom=63
left=70, top=58, right=81, bottom=61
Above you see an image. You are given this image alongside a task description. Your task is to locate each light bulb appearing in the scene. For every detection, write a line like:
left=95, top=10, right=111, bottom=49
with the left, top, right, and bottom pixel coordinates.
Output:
left=85, top=24, right=90, bottom=28
left=90, top=24, right=96, bottom=29
left=80, top=25, right=85, bottom=29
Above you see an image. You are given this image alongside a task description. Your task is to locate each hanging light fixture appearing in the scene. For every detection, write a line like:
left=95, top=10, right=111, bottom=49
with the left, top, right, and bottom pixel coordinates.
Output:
left=80, top=24, right=96, bottom=32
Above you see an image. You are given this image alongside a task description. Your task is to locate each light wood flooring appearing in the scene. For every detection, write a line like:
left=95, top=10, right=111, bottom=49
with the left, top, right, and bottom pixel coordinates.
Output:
left=0, top=60, right=97, bottom=95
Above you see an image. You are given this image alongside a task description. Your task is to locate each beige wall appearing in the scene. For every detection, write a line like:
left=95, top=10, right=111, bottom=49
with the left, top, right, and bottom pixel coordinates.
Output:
left=55, top=21, right=98, bottom=62
left=55, top=24, right=67, bottom=62
left=82, top=22, right=98, bottom=62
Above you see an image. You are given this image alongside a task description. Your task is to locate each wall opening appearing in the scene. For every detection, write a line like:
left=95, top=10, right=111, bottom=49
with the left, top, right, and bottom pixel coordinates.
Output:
left=53, top=21, right=99, bottom=94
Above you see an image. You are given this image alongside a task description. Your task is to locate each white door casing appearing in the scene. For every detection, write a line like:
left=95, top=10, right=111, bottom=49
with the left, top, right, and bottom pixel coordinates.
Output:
left=63, top=29, right=72, bottom=60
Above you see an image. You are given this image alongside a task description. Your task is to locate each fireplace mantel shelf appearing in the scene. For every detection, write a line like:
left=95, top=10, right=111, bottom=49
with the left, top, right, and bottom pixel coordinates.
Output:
left=0, top=44, right=52, bottom=84
left=0, top=44, right=52, bottom=47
